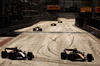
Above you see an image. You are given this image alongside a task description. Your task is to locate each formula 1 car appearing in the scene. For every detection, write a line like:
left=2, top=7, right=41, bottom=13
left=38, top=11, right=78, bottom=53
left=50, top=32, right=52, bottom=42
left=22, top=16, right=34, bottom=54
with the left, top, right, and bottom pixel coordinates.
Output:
left=33, top=27, right=42, bottom=31
left=51, top=23, right=56, bottom=26
left=1, top=47, right=34, bottom=60
left=61, top=48, right=94, bottom=62
left=58, top=21, right=62, bottom=23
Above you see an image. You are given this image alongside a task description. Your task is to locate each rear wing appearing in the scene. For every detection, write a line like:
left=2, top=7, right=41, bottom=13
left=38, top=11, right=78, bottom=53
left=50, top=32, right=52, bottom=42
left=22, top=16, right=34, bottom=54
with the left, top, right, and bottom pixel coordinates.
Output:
left=64, top=48, right=78, bottom=52
left=5, top=47, right=18, bottom=51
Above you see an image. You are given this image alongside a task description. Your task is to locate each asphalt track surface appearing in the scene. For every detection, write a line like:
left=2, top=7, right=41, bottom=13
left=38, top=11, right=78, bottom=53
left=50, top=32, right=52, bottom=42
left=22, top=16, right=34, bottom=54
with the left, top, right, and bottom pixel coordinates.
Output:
left=0, top=13, right=100, bottom=66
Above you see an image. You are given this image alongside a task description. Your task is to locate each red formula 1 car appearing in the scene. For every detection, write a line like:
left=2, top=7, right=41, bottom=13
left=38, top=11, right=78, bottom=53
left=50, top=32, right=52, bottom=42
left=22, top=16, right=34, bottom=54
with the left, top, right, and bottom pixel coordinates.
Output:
left=61, top=48, right=94, bottom=62
left=1, top=47, right=34, bottom=60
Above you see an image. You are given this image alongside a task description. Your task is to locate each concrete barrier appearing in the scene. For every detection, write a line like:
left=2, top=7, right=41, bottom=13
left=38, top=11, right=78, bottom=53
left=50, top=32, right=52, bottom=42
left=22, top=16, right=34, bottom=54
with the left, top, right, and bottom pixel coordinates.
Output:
left=83, top=24, right=100, bottom=39
left=84, top=25, right=90, bottom=32
left=95, top=30, right=99, bottom=38
left=75, top=17, right=100, bottom=39
left=98, top=31, right=100, bottom=38
left=78, top=24, right=100, bottom=39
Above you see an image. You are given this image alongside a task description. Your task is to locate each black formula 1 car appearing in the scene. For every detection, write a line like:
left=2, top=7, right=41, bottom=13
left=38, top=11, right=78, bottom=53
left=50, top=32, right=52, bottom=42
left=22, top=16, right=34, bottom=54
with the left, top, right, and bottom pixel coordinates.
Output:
left=51, top=23, right=56, bottom=26
left=1, top=47, right=34, bottom=60
left=61, top=48, right=94, bottom=62
left=58, top=21, right=62, bottom=23
left=33, top=27, right=42, bottom=31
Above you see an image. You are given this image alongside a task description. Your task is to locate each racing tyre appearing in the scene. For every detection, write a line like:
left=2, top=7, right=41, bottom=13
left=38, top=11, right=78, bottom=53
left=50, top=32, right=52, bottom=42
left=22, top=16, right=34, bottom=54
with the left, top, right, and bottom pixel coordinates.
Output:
left=60, top=22, right=62, bottom=23
left=61, top=52, right=67, bottom=60
left=1, top=51, right=7, bottom=58
left=87, top=54, right=93, bottom=62
left=33, top=29, right=36, bottom=31
left=58, top=21, right=62, bottom=23
left=39, top=29, right=42, bottom=31
left=51, top=24, right=53, bottom=26
left=27, top=52, right=34, bottom=60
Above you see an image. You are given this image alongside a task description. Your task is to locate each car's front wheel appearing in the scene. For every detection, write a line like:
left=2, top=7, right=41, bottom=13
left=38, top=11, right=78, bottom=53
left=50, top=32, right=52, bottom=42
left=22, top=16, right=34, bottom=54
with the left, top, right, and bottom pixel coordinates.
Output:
left=87, top=54, right=94, bottom=62
left=39, top=29, right=42, bottom=31
left=61, top=52, right=67, bottom=60
left=27, top=52, right=34, bottom=60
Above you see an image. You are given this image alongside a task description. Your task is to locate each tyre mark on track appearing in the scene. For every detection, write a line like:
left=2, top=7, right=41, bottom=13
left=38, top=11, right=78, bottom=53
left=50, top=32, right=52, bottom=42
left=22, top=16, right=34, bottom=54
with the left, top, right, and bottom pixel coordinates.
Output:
left=47, top=35, right=62, bottom=44
left=37, top=45, right=53, bottom=58
left=37, top=45, right=44, bottom=55
left=37, top=36, right=60, bottom=58
left=31, top=34, right=42, bottom=49
left=65, top=36, right=74, bottom=49
left=47, top=35, right=63, bottom=56
left=0, top=60, right=6, bottom=66
left=33, top=34, right=53, bottom=58
left=48, top=42, right=58, bottom=56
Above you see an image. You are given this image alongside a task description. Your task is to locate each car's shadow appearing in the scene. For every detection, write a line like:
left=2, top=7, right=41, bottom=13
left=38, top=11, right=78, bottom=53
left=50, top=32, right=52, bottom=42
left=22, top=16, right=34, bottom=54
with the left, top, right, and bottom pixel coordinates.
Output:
left=0, top=32, right=22, bottom=37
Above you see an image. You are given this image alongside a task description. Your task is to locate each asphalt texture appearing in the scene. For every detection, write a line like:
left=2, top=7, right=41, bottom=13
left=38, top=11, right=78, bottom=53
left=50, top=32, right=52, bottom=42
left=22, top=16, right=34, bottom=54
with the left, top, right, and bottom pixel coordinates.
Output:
left=0, top=13, right=100, bottom=66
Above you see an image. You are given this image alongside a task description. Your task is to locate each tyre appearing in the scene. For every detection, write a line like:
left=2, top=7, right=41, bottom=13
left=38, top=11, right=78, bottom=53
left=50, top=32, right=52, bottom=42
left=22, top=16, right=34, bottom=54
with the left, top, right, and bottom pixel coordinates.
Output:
left=58, top=21, right=62, bottom=23
left=1, top=51, right=7, bottom=58
left=27, top=52, right=34, bottom=60
left=58, top=21, right=60, bottom=23
left=39, top=29, right=42, bottom=31
left=87, top=54, right=93, bottom=62
left=33, top=28, right=36, bottom=31
left=61, top=52, right=67, bottom=60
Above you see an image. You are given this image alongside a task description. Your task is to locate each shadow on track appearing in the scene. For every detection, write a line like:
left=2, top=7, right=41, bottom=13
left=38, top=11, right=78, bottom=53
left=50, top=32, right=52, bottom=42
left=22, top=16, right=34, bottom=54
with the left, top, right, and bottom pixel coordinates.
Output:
left=0, top=32, right=22, bottom=37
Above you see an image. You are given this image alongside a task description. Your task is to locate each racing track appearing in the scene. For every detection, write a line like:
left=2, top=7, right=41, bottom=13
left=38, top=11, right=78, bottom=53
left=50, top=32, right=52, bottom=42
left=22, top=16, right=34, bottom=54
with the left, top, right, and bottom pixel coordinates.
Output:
left=0, top=13, right=100, bottom=66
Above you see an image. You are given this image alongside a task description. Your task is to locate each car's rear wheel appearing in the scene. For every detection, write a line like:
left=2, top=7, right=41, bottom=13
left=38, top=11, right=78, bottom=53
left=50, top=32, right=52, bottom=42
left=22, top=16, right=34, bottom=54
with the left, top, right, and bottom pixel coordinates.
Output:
left=27, top=52, right=34, bottom=60
left=61, top=52, right=67, bottom=60
left=87, top=54, right=93, bottom=62
left=1, top=51, right=7, bottom=58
